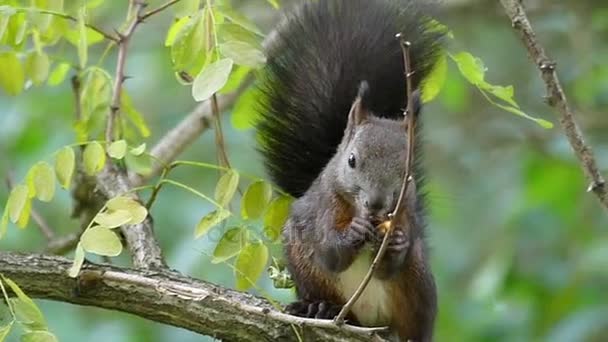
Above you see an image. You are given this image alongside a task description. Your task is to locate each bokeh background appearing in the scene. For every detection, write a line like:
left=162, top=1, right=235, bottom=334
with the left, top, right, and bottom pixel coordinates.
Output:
left=1, top=0, right=607, bottom=341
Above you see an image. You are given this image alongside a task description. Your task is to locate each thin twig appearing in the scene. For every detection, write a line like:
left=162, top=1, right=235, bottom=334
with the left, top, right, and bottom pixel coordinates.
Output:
left=46, top=233, right=81, bottom=255
left=71, top=75, right=82, bottom=122
left=105, top=0, right=147, bottom=142
left=334, top=36, right=417, bottom=325
left=139, top=0, right=183, bottom=22
left=16, top=8, right=119, bottom=42
left=499, top=0, right=608, bottom=210
left=211, top=94, right=232, bottom=169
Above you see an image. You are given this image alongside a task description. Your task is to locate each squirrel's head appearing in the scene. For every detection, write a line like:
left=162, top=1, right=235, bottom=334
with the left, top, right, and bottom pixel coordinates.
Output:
left=333, top=81, right=418, bottom=222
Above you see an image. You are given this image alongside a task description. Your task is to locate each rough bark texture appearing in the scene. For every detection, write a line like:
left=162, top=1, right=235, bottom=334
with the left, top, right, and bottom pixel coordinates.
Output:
left=500, top=0, right=608, bottom=210
left=0, top=252, right=384, bottom=342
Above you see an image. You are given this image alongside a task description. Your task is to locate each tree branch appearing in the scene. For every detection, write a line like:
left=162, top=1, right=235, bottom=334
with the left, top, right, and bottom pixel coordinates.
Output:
left=129, top=75, right=252, bottom=186
left=0, top=252, right=385, bottom=342
left=140, top=0, right=183, bottom=22
left=96, top=164, right=165, bottom=269
left=499, top=0, right=608, bottom=210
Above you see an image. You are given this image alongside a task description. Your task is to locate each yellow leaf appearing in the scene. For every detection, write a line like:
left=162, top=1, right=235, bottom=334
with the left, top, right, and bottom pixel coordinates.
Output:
left=130, top=143, right=146, bottom=156
left=83, top=141, right=106, bottom=175
left=0, top=208, right=8, bottom=239
left=195, top=209, right=231, bottom=239
left=106, top=196, right=148, bottom=224
left=21, top=330, right=58, bottom=342
left=30, top=162, right=56, bottom=202
left=16, top=197, right=31, bottom=229
left=214, top=169, right=239, bottom=207
left=212, top=227, right=248, bottom=264
left=55, top=146, right=75, bottom=189
left=1, top=276, right=46, bottom=330
left=80, top=226, right=122, bottom=256
left=7, top=185, right=28, bottom=223
left=68, top=243, right=85, bottom=278
left=25, top=51, right=50, bottom=86
left=94, top=209, right=132, bottom=228
left=107, top=140, right=127, bottom=159
left=0, top=51, right=24, bottom=95
left=47, top=62, right=71, bottom=86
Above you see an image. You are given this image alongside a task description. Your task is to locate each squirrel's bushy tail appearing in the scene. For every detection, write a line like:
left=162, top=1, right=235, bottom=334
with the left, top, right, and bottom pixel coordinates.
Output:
left=256, top=0, right=445, bottom=197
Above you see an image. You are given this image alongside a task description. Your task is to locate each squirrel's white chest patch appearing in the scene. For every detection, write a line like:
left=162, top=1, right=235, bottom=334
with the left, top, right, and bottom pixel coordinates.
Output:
left=337, top=249, right=392, bottom=326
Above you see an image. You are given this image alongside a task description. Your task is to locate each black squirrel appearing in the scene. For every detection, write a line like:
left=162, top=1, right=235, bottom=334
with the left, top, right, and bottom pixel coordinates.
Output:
left=255, top=0, right=445, bottom=340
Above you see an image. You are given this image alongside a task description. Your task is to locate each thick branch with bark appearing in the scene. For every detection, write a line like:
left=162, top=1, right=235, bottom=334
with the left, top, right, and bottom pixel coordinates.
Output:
left=0, top=252, right=383, bottom=342
left=499, top=0, right=608, bottom=210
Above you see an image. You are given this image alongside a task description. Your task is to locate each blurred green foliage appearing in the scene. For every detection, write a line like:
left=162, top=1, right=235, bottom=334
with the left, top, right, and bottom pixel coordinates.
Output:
left=0, top=0, right=607, bottom=341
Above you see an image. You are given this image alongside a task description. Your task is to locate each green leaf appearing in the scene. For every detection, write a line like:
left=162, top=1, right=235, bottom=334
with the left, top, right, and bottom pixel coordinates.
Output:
left=217, top=4, right=262, bottom=36
left=219, top=65, right=250, bottom=94
left=83, top=141, right=106, bottom=175
left=479, top=89, right=553, bottom=128
left=218, top=23, right=261, bottom=49
left=0, top=322, right=12, bottom=342
left=24, top=51, right=50, bottom=86
left=7, top=185, right=29, bottom=224
left=122, top=91, right=150, bottom=138
left=195, top=209, right=231, bottom=239
left=80, top=226, right=122, bottom=256
left=0, top=209, right=8, bottom=239
left=124, top=153, right=153, bottom=176
left=130, top=143, right=146, bottom=156
left=451, top=51, right=486, bottom=86
left=263, top=195, right=292, bottom=241
left=107, top=140, right=127, bottom=159
left=47, top=62, right=70, bottom=86
left=219, top=41, right=266, bottom=68
left=77, top=6, right=87, bottom=68
left=54, top=146, right=75, bottom=189
left=241, top=180, right=272, bottom=220
left=0, top=51, right=24, bottom=96
left=21, top=330, right=58, bottom=342
left=63, top=25, right=103, bottom=47
left=79, top=68, right=111, bottom=123
left=0, top=7, right=15, bottom=42
left=230, top=86, right=262, bottom=130
left=16, top=198, right=31, bottom=229
left=266, top=0, right=280, bottom=9
left=421, top=52, right=447, bottom=103
left=106, top=196, right=147, bottom=224
left=1, top=276, right=46, bottom=331
left=30, top=162, right=56, bottom=202
left=173, top=0, right=199, bottom=18
left=212, top=227, right=249, bottom=264
left=68, top=243, right=85, bottom=278
left=234, top=241, right=269, bottom=291
left=214, top=169, right=239, bottom=207
left=165, top=16, right=190, bottom=47
left=170, top=10, right=206, bottom=70
left=192, top=58, right=233, bottom=102
left=94, top=209, right=132, bottom=228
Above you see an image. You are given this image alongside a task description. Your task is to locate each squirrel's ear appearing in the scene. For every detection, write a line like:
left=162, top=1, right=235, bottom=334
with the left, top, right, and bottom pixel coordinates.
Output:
left=347, top=81, right=371, bottom=129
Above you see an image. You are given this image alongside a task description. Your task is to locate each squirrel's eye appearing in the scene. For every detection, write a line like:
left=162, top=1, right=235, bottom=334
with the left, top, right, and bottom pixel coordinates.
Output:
left=348, top=153, right=356, bottom=168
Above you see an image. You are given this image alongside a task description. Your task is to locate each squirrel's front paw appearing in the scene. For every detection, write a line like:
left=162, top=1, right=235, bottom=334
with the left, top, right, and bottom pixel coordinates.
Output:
left=382, top=228, right=411, bottom=257
left=343, top=217, right=377, bottom=247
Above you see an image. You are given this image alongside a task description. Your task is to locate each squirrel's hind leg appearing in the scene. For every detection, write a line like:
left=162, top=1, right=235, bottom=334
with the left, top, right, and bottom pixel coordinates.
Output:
left=285, top=300, right=343, bottom=320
